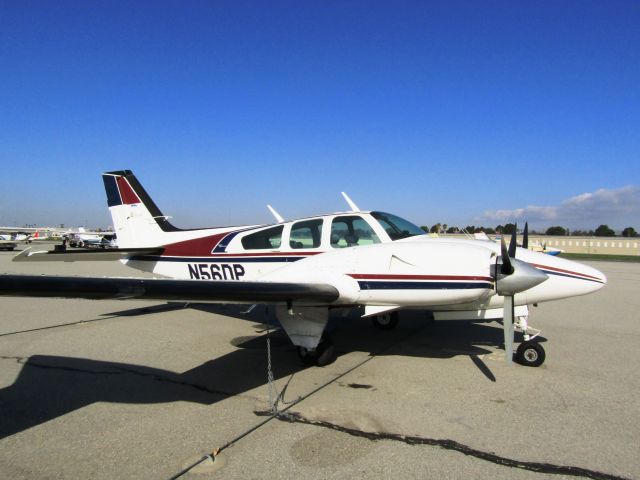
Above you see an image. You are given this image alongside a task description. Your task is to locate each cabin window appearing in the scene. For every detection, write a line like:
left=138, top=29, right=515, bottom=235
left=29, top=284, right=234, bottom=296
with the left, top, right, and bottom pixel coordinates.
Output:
left=331, top=215, right=381, bottom=248
left=290, top=219, right=322, bottom=249
left=371, top=211, right=425, bottom=240
left=241, top=225, right=283, bottom=250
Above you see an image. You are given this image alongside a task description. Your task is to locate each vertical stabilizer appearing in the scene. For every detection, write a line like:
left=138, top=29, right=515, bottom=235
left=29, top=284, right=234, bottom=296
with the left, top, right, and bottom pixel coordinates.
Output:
left=102, top=171, right=181, bottom=248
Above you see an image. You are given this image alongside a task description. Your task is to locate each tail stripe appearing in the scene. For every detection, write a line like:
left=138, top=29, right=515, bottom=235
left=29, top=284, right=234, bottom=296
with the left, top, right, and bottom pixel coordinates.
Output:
left=116, top=177, right=141, bottom=204
left=103, top=175, right=123, bottom=207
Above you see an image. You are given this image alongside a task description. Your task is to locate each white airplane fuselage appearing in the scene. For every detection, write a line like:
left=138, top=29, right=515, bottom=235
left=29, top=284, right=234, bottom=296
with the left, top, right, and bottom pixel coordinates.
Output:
left=121, top=221, right=605, bottom=312
left=100, top=169, right=605, bottom=317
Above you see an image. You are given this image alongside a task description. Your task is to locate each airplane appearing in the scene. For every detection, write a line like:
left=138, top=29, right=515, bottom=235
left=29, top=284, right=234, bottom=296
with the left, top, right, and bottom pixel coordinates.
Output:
left=0, top=230, right=33, bottom=250
left=474, top=230, right=563, bottom=256
left=0, top=226, right=55, bottom=239
left=1, top=170, right=606, bottom=368
left=0, top=232, right=32, bottom=242
left=61, top=227, right=116, bottom=248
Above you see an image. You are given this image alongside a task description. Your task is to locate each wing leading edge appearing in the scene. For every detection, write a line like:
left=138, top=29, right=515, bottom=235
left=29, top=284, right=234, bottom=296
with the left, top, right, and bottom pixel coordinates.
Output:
left=12, top=247, right=165, bottom=262
left=0, top=274, right=339, bottom=304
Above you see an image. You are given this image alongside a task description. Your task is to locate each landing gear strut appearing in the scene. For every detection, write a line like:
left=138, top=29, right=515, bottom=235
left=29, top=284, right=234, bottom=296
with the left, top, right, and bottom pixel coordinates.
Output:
left=297, top=334, right=336, bottom=367
left=513, top=315, right=546, bottom=367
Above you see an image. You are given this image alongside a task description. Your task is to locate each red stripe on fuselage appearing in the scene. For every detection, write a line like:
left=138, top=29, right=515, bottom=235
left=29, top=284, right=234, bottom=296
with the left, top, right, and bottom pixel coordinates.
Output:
left=162, top=233, right=230, bottom=256
left=160, top=231, right=324, bottom=258
left=531, top=263, right=602, bottom=281
left=205, top=251, right=322, bottom=257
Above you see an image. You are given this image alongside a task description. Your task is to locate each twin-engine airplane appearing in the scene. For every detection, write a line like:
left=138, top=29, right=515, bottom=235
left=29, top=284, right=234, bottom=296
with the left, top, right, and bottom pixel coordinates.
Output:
left=1, top=171, right=606, bottom=368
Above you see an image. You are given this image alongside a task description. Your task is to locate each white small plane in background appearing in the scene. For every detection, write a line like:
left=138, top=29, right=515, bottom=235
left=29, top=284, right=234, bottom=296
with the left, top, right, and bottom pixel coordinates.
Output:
left=474, top=230, right=563, bottom=256
left=2, top=170, right=606, bottom=368
left=0, top=230, right=35, bottom=250
left=0, top=231, right=33, bottom=242
left=62, top=227, right=116, bottom=248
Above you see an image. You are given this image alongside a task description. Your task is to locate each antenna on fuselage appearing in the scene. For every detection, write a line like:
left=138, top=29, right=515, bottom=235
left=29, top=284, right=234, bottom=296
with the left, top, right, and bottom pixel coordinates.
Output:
left=341, top=192, right=360, bottom=212
left=267, top=205, right=285, bottom=223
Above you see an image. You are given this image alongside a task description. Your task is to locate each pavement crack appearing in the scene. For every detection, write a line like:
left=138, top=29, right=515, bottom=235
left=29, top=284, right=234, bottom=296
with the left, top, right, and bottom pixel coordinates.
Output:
left=274, top=411, right=630, bottom=480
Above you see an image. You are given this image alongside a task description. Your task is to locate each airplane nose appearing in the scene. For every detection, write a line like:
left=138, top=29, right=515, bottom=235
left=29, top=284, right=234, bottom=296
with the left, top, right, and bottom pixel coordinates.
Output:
left=551, top=258, right=607, bottom=296
left=578, top=263, right=607, bottom=294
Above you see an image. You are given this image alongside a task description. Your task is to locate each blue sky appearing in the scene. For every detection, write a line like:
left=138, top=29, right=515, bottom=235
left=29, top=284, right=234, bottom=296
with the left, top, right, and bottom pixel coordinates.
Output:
left=1, top=1, right=638, bottom=231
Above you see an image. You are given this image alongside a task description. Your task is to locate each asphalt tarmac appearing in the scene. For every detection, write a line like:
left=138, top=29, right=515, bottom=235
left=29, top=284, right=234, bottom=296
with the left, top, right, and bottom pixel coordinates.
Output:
left=0, top=244, right=638, bottom=479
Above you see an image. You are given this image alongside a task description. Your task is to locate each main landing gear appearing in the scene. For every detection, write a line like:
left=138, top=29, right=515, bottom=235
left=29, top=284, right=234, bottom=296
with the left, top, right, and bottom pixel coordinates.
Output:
left=370, top=311, right=399, bottom=330
left=297, top=334, right=336, bottom=367
left=513, top=315, right=546, bottom=367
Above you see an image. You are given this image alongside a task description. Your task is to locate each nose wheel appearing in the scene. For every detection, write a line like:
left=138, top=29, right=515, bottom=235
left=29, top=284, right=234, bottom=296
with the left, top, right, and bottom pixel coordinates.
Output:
left=515, top=341, right=546, bottom=367
left=513, top=315, right=545, bottom=367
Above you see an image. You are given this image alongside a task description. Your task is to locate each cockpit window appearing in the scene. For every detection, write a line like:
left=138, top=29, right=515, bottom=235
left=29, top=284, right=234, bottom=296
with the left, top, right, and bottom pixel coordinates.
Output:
left=331, top=215, right=381, bottom=248
left=241, top=225, right=283, bottom=250
left=290, top=219, right=323, bottom=249
left=371, top=211, right=425, bottom=240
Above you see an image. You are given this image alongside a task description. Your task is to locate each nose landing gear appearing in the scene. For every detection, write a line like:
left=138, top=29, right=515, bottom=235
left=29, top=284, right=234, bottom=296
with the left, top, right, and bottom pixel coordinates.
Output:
left=513, top=315, right=546, bottom=367
left=515, top=341, right=546, bottom=367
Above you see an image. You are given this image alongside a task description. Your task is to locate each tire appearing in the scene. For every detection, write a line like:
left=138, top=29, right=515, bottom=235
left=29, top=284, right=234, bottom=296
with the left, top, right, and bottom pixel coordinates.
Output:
left=297, top=336, right=336, bottom=367
left=515, top=341, right=546, bottom=367
left=371, top=311, right=399, bottom=330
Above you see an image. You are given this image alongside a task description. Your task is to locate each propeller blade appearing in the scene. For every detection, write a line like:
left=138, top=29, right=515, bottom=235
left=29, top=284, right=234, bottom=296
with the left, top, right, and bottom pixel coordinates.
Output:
left=499, top=236, right=514, bottom=275
left=508, top=223, right=517, bottom=258
left=503, top=295, right=515, bottom=365
left=523, top=222, right=529, bottom=249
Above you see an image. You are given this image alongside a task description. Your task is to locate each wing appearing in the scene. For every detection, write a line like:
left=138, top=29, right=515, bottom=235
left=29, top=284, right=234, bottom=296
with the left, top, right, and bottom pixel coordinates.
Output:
left=0, top=274, right=339, bottom=304
left=13, top=247, right=164, bottom=262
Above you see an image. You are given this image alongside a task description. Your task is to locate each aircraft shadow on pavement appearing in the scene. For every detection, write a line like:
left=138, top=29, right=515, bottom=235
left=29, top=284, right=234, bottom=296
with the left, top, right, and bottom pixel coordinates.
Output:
left=0, top=307, right=544, bottom=439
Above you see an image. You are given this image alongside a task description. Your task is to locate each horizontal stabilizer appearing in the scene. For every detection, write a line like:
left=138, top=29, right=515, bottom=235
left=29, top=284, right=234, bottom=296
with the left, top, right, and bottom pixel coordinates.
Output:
left=0, top=274, right=340, bottom=304
left=13, top=247, right=164, bottom=262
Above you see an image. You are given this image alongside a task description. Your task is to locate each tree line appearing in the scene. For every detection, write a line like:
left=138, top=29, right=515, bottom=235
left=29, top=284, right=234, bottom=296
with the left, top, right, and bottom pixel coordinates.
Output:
left=420, top=223, right=638, bottom=237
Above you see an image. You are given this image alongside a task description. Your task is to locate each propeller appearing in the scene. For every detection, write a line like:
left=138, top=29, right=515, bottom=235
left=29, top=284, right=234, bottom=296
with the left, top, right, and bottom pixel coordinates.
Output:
left=522, top=222, right=529, bottom=250
left=508, top=222, right=517, bottom=258
left=494, top=224, right=548, bottom=364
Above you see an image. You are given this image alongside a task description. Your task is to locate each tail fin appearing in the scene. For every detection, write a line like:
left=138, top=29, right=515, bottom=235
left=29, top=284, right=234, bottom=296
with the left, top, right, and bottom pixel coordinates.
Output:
left=102, top=170, right=182, bottom=248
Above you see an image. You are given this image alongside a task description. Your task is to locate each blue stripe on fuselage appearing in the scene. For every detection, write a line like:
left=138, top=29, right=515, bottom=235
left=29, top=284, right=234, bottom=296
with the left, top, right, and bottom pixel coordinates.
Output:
left=129, top=255, right=308, bottom=263
left=537, top=269, right=604, bottom=284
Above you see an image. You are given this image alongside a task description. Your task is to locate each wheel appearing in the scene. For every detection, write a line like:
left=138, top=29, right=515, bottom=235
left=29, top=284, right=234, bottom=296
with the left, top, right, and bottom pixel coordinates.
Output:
left=515, top=341, right=546, bottom=367
left=371, top=311, right=399, bottom=330
left=297, top=335, right=336, bottom=367
left=78, top=240, right=85, bottom=248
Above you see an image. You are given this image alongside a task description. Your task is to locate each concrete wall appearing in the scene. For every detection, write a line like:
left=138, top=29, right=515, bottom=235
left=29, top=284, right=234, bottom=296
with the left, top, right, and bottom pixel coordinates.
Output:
left=526, top=236, right=640, bottom=255
left=445, top=234, right=640, bottom=256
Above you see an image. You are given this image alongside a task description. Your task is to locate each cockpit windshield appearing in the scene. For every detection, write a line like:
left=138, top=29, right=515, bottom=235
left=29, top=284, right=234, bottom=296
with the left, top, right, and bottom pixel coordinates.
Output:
left=371, top=211, right=425, bottom=240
